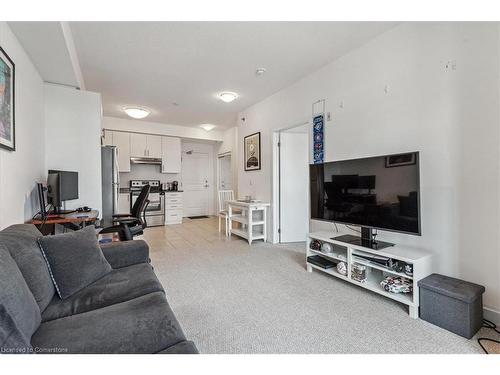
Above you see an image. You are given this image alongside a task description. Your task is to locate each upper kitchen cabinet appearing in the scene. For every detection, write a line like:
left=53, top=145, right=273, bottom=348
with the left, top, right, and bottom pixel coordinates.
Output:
left=130, top=133, right=162, bottom=158
left=161, top=136, right=181, bottom=173
left=130, top=133, right=148, bottom=157
left=113, top=131, right=131, bottom=172
left=147, top=135, right=162, bottom=159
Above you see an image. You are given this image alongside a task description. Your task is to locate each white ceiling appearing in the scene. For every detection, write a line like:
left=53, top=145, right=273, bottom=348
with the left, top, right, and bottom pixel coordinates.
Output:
left=10, top=22, right=398, bottom=129
left=8, top=22, right=79, bottom=87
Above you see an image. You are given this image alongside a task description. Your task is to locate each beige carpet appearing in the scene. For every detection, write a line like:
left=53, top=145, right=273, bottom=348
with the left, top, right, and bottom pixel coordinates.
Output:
left=144, top=217, right=486, bottom=354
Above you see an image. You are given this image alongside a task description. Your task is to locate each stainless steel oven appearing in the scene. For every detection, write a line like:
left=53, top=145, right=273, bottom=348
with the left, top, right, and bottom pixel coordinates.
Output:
left=130, top=180, right=165, bottom=227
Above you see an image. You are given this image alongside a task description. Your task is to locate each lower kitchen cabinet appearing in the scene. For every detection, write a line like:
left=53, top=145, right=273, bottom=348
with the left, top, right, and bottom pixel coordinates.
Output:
left=165, top=192, right=183, bottom=224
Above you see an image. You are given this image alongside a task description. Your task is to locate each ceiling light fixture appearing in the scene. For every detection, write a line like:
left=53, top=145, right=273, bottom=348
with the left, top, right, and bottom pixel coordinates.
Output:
left=200, top=124, right=216, bottom=131
left=218, top=92, right=238, bottom=103
left=123, top=106, right=151, bottom=119
left=255, top=68, right=267, bottom=76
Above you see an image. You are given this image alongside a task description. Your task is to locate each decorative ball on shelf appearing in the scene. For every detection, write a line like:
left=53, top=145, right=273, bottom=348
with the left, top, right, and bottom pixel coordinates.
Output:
left=337, top=261, right=347, bottom=276
left=321, top=242, right=334, bottom=254
left=310, top=240, right=321, bottom=251
left=404, top=263, right=413, bottom=276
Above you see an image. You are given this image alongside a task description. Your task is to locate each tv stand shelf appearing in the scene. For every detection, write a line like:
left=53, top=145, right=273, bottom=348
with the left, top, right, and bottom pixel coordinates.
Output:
left=306, top=231, right=433, bottom=318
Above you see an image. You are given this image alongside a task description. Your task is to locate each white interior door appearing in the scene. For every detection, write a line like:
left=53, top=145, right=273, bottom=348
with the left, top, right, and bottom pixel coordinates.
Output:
left=218, top=154, right=232, bottom=190
left=279, top=130, right=309, bottom=243
left=182, top=151, right=210, bottom=217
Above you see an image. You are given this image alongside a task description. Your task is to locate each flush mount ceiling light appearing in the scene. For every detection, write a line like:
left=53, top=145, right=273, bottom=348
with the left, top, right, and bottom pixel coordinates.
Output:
left=218, top=92, right=238, bottom=103
left=123, top=106, right=151, bottom=119
left=200, top=124, right=216, bottom=131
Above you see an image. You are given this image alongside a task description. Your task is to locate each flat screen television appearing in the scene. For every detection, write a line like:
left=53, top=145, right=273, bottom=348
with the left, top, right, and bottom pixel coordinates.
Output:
left=310, top=152, right=420, bottom=249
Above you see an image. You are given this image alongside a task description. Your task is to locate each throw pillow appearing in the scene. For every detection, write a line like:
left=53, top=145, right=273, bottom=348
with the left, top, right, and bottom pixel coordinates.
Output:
left=0, top=244, right=41, bottom=352
left=37, top=226, right=112, bottom=299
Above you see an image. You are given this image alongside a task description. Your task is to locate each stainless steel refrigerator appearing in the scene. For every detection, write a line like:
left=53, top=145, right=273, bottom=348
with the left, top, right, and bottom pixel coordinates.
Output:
left=101, top=145, right=120, bottom=227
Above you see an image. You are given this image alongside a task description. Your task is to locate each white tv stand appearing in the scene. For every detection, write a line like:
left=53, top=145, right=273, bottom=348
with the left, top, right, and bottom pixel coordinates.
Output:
left=306, top=231, right=432, bottom=318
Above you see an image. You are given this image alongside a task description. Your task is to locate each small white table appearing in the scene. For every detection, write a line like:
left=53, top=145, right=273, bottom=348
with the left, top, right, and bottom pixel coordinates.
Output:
left=227, top=200, right=270, bottom=244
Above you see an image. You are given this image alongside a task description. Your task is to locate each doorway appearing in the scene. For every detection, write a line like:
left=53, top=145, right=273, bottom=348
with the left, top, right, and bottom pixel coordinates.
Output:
left=277, top=123, right=310, bottom=243
left=217, top=152, right=232, bottom=191
left=182, top=150, right=210, bottom=217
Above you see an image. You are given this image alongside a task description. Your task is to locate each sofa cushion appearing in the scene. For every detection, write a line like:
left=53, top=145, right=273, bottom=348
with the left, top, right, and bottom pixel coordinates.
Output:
left=0, top=224, right=55, bottom=311
left=38, top=226, right=112, bottom=299
left=0, top=244, right=41, bottom=352
left=31, top=292, right=186, bottom=354
left=41, top=263, right=164, bottom=322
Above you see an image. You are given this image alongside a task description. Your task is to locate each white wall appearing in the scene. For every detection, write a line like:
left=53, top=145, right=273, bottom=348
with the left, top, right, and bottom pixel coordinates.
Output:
left=217, top=126, right=238, bottom=198
left=237, top=23, right=500, bottom=316
left=103, top=116, right=224, bottom=142
left=44, top=84, right=103, bottom=213
left=0, top=22, right=45, bottom=229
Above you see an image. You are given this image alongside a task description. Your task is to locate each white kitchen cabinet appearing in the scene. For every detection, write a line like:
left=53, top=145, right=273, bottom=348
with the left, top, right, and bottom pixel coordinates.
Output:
left=161, top=136, right=182, bottom=173
left=113, top=131, right=131, bottom=172
left=130, top=133, right=148, bottom=157
left=130, top=133, right=162, bottom=158
left=147, top=134, right=162, bottom=158
left=102, top=129, right=113, bottom=146
left=117, top=193, right=131, bottom=214
left=165, top=192, right=183, bottom=224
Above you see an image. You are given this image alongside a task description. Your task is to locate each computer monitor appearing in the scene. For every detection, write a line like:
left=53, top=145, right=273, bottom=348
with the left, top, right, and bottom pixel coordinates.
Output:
left=47, top=170, right=78, bottom=213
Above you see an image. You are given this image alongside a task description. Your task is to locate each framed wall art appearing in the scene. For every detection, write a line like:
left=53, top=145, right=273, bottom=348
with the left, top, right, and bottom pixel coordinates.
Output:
left=0, top=46, right=15, bottom=151
left=244, top=132, right=261, bottom=171
left=385, top=152, right=417, bottom=168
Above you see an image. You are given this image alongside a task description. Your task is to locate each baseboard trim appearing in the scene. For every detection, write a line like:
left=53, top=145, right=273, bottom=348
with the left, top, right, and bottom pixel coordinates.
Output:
left=484, top=307, right=500, bottom=325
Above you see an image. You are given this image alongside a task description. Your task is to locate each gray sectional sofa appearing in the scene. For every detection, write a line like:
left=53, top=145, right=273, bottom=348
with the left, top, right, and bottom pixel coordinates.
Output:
left=0, top=224, right=198, bottom=354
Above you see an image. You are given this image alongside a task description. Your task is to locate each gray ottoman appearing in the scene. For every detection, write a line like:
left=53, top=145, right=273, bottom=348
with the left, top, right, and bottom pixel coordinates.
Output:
left=418, top=273, right=485, bottom=339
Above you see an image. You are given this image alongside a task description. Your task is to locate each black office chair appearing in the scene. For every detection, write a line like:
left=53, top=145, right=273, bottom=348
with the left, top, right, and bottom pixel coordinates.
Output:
left=100, top=185, right=151, bottom=241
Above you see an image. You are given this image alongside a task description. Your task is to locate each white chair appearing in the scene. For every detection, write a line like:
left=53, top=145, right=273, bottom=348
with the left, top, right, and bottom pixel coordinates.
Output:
left=218, top=190, right=234, bottom=236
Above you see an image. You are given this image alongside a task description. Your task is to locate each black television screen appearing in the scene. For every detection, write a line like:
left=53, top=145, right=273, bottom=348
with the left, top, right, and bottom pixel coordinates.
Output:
left=310, top=152, right=420, bottom=235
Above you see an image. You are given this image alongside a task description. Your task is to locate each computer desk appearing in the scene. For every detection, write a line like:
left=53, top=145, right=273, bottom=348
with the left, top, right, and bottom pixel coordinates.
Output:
left=31, top=210, right=99, bottom=235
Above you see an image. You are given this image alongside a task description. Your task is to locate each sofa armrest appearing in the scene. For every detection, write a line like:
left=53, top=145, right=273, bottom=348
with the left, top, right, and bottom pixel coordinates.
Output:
left=100, top=240, right=150, bottom=269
